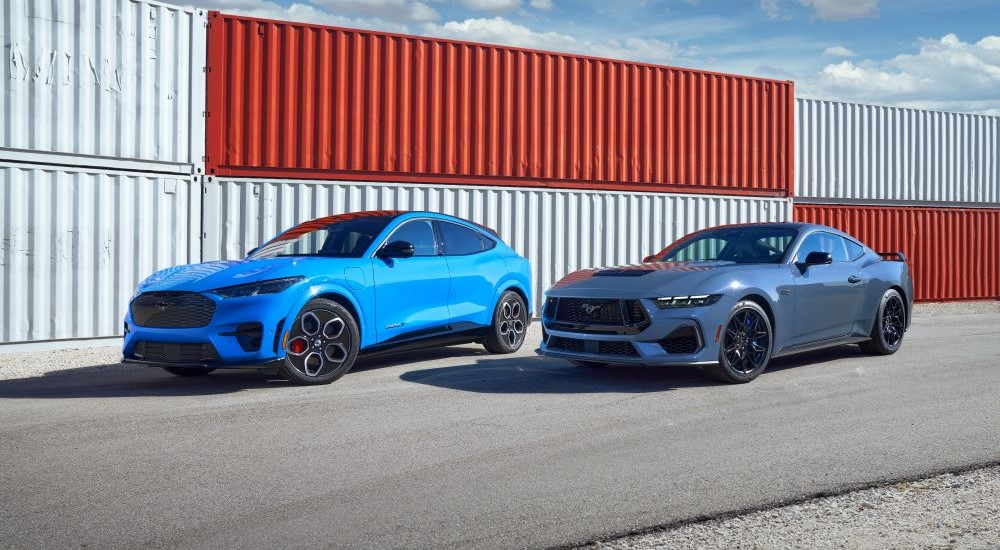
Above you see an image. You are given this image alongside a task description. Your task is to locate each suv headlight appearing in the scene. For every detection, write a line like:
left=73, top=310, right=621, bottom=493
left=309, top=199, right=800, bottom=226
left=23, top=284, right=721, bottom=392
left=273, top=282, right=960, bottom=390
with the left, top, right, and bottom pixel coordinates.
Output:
left=210, top=276, right=304, bottom=299
left=653, top=294, right=723, bottom=309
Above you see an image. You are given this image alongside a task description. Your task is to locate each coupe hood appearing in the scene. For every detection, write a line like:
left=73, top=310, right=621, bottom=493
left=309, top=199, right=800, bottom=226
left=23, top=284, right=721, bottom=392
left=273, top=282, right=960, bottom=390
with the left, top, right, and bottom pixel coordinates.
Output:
left=550, top=261, right=748, bottom=296
left=137, top=257, right=315, bottom=293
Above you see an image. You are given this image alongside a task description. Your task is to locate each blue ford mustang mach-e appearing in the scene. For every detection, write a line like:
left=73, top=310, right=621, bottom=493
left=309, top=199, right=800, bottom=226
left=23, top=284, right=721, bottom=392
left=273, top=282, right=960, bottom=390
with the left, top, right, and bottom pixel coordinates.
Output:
left=124, top=211, right=532, bottom=385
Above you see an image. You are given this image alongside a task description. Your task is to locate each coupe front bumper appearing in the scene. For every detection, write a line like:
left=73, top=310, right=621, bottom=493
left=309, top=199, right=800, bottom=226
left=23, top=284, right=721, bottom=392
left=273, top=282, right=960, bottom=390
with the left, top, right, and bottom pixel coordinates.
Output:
left=537, top=296, right=729, bottom=366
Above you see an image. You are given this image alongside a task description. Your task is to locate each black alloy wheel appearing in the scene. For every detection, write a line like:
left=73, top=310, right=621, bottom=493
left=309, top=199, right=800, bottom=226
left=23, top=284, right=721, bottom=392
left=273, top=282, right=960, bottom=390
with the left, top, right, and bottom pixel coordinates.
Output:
left=280, top=298, right=360, bottom=385
left=483, top=290, right=527, bottom=353
left=860, top=288, right=906, bottom=355
left=704, top=300, right=773, bottom=383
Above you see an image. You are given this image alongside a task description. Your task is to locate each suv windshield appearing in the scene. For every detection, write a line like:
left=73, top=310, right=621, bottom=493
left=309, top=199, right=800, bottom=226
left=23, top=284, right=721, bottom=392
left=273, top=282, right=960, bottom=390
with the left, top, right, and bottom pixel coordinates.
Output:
left=654, top=226, right=798, bottom=264
left=251, top=212, right=400, bottom=259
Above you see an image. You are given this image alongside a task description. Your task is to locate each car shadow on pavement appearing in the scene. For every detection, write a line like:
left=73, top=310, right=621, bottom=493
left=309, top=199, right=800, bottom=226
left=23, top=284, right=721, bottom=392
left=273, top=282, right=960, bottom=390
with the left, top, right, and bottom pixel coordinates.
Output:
left=400, top=355, right=713, bottom=393
left=0, top=365, right=288, bottom=399
left=400, top=344, right=872, bottom=394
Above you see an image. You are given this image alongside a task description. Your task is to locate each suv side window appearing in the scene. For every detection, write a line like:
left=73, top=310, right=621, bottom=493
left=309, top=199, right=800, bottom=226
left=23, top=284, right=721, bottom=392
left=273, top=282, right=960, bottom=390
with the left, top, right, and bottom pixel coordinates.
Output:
left=439, top=221, right=485, bottom=256
left=387, top=220, right=438, bottom=256
left=795, top=232, right=849, bottom=263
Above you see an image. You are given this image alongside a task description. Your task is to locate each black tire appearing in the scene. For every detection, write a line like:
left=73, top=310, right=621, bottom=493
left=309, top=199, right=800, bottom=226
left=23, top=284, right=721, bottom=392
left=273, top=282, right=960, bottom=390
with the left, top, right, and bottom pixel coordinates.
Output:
left=483, top=290, right=528, bottom=354
left=279, top=298, right=360, bottom=385
left=703, top=300, right=773, bottom=384
left=859, top=289, right=906, bottom=355
left=570, top=360, right=610, bottom=368
left=162, top=367, right=216, bottom=377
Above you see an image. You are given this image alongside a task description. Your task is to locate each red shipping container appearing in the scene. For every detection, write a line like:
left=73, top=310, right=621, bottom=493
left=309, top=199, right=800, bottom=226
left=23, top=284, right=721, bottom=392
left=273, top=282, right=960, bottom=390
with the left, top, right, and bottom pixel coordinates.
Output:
left=205, top=11, right=793, bottom=197
left=794, top=204, right=1000, bottom=302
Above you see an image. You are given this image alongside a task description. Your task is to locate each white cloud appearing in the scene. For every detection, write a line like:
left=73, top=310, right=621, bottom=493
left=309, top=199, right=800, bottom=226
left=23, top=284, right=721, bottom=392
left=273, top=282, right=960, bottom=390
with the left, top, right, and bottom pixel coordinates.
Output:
left=799, top=0, right=877, bottom=20
left=803, top=33, right=1000, bottom=113
left=460, top=0, right=521, bottom=11
left=193, top=0, right=438, bottom=26
left=312, top=0, right=439, bottom=23
left=760, top=0, right=781, bottom=19
left=529, top=0, right=554, bottom=9
left=823, top=45, right=857, bottom=57
left=422, top=17, right=696, bottom=65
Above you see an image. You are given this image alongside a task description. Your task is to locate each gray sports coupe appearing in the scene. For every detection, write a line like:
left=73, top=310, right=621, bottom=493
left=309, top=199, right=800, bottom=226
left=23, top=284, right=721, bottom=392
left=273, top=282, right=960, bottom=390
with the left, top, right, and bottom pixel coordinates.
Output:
left=538, top=222, right=914, bottom=383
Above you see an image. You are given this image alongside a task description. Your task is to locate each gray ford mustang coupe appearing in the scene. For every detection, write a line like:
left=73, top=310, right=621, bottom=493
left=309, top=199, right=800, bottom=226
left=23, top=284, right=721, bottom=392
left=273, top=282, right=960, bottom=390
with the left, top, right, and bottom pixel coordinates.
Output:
left=538, top=222, right=914, bottom=383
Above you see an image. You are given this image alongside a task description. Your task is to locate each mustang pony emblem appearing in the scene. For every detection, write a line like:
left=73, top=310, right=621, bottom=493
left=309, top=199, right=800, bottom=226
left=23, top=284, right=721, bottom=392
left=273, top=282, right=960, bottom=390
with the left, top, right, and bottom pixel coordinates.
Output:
left=580, top=303, right=602, bottom=316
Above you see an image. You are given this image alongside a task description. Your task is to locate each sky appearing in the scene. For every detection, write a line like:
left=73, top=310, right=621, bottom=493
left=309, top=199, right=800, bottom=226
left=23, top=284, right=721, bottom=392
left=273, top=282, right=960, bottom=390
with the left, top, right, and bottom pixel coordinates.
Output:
left=193, top=0, right=1000, bottom=115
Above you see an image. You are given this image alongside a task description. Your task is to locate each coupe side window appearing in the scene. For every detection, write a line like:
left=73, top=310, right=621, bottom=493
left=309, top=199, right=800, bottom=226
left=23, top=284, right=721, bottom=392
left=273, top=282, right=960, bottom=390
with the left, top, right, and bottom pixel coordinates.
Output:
left=439, top=221, right=485, bottom=255
left=795, top=232, right=849, bottom=263
left=388, top=220, right=438, bottom=256
left=844, top=239, right=865, bottom=260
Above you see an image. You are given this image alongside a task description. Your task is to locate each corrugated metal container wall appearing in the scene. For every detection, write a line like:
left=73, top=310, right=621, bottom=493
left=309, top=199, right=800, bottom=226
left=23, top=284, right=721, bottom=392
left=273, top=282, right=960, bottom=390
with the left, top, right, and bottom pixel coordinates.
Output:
left=203, top=177, right=792, bottom=313
left=205, top=12, right=793, bottom=197
left=0, top=164, right=201, bottom=344
left=794, top=204, right=1000, bottom=302
left=1, top=0, right=207, bottom=174
left=796, top=98, right=1000, bottom=206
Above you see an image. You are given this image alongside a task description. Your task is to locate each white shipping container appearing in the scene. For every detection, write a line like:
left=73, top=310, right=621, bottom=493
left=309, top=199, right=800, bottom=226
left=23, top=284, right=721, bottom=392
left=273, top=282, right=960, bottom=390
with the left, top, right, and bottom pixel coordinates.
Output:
left=1, top=0, right=207, bottom=174
left=202, top=178, right=793, bottom=315
left=0, top=163, right=201, bottom=344
left=796, top=98, right=1000, bottom=206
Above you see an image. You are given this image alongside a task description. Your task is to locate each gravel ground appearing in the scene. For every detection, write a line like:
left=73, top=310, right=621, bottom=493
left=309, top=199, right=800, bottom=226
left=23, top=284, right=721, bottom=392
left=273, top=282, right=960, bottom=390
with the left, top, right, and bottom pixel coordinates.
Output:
left=584, top=465, right=1000, bottom=550
left=1, top=301, right=997, bottom=381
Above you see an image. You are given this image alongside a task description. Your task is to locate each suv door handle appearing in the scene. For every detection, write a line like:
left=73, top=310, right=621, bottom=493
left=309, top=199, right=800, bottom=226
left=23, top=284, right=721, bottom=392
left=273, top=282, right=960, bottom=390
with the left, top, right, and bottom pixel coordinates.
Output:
left=848, top=276, right=862, bottom=284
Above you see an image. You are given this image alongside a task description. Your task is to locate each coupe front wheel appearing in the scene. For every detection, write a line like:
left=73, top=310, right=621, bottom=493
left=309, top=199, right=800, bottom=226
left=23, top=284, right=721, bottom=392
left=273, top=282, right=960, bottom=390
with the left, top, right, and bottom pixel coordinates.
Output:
left=279, top=299, right=360, bottom=385
left=703, top=300, right=773, bottom=384
left=483, top=291, right=527, bottom=353
left=859, top=289, right=906, bottom=355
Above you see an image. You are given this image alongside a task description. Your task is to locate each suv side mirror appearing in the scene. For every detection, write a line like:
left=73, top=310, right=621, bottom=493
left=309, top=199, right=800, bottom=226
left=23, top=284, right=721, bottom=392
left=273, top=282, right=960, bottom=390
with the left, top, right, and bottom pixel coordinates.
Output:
left=379, top=240, right=415, bottom=258
left=802, top=251, right=833, bottom=266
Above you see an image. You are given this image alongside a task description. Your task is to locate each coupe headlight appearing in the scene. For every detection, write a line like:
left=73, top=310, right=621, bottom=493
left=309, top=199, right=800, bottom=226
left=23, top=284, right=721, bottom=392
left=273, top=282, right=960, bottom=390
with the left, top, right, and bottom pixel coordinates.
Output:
left=210, top=276, right=304, bottom=299
left=653, top=294, right=723, bottom=309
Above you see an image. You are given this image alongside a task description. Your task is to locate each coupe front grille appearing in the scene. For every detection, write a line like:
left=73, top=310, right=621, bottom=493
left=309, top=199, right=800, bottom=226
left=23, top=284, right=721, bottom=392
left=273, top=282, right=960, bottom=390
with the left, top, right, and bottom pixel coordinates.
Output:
left=546, top=336, right=639, bottom=357
left=598, top=341, right=639, bottom=357
left=131, top=292, right=216, bottom=328
left=547, top=335, right=585, bottom=353
left=548, top=297, right=649, bottom=332
left=659, top=325, right=702, bottom=354
left=131, top=341, right=220, bottom=363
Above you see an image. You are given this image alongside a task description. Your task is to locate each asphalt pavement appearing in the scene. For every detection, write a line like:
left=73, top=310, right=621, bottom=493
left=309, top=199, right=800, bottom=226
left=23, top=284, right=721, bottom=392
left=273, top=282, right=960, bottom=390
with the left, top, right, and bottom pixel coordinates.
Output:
left=2, top=312, right=999, bottom=548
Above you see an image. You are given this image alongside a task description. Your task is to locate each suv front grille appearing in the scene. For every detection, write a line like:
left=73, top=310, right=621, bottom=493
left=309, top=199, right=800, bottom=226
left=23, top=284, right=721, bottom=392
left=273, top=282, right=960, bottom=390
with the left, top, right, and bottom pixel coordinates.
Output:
left=131, top=341, right=220, bottom=363
left=131, top=292, right=216, bottom=328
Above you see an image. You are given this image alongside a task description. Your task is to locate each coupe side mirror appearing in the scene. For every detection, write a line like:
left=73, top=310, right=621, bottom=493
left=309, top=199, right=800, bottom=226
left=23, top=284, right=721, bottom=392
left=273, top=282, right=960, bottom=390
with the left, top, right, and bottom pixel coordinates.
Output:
left=802, top=251, right=833, bottom=266
left=379, top=240, right=415, bottom=258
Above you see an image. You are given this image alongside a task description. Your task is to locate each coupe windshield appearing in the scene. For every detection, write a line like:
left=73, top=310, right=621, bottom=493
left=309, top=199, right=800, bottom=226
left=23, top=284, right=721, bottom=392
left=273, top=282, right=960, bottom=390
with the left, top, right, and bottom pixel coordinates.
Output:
left=654, top=226, right=798, bottom=264
left=251, top=212, right=400, bottom=259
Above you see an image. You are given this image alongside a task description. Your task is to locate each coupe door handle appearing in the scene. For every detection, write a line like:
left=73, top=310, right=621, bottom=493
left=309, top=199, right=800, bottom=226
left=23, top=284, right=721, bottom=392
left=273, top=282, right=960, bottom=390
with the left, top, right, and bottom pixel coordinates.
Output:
left=848, top=276, right=863, bottom=284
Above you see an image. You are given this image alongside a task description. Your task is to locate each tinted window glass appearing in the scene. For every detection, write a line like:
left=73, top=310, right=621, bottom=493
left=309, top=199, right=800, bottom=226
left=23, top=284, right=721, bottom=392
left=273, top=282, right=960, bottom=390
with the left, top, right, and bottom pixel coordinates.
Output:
left=388, top=220, right=438, bottom=256
left=657, top=227, right=797, bottom=264
left=252, top=215, right=395, bottom=258
left=844, top=239, right=865, bottom=260
left=795, top=232, right=849, bottom=263
left=439, top=222, right=485, bottom=255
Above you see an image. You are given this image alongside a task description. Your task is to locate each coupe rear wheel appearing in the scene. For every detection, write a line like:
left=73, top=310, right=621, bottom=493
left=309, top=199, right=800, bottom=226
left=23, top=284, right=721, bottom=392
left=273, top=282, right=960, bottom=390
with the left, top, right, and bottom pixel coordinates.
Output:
left=859, top=289, right=906, bottom=355
left=280, top=299, right=360, bottom=385
left=703, top=300, right=773, bottom=384
left=483, top=290, right=528, bottom=353
left=162, top=367, right=215, bottom=377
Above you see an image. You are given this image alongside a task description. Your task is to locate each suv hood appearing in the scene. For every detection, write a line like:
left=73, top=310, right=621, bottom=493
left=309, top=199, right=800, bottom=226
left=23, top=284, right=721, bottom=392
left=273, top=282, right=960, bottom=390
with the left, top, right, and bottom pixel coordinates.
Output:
left=137, top=257, right=324, bottom=294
